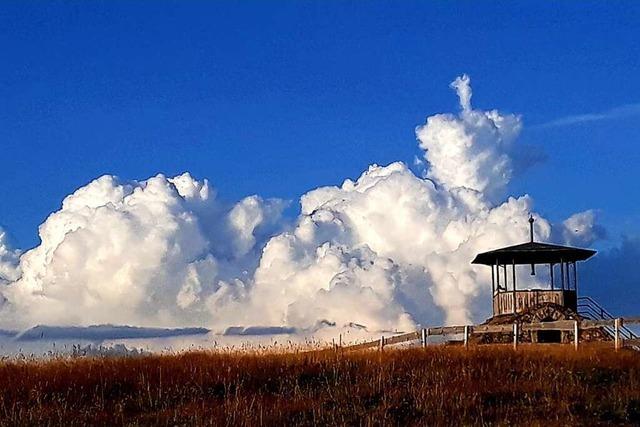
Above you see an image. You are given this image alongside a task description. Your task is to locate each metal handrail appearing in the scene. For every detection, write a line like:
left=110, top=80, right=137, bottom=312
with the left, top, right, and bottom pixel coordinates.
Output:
left=577, top=296, right=637, bottom=340
left=578, top=296, right=616, bottom=319
left=577, top=308, right=635, bottom=340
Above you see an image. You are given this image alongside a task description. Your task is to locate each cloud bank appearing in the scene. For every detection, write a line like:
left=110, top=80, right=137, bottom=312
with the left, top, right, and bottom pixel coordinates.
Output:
left=0, top=75, right=599, bottom=331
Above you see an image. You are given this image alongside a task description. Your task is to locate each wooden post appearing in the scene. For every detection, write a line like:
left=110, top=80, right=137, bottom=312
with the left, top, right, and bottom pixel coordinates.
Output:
left=463, top=325, right=469, bottom=349
left=513, top=323, right=518, bottom=350
left=379, top=336, right=385, bottom=352
left=421, top=328, right=428, bottom=348
left=614, top=318, right=621, bottom=351
left=573, top=320, right=579, bottom=351
left=339, top=334, right=342, bottom=348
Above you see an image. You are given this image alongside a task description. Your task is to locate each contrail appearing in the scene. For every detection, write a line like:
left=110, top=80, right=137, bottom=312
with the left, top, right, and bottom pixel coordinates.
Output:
left=532, top=103, right=640, bottom=129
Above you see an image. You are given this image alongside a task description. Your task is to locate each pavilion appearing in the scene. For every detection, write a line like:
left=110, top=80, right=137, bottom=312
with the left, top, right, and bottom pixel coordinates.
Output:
left=472, top=216, right=596, bottom=318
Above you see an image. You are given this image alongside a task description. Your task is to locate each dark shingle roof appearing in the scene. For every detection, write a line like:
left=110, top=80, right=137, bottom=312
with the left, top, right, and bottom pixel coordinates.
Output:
left=471, top=241, right=596, bottom=265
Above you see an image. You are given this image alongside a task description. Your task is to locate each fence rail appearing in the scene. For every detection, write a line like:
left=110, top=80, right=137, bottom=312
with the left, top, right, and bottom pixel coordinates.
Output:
left=337, top=317, right=640, bottom=353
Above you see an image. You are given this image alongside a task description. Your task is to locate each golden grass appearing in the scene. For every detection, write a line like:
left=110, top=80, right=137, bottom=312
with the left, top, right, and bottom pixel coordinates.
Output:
left=0, top=344, right=639, bottom=426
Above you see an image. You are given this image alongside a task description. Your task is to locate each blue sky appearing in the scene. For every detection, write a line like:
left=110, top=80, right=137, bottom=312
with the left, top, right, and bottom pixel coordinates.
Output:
left=1, top=1, right=639, bottom=249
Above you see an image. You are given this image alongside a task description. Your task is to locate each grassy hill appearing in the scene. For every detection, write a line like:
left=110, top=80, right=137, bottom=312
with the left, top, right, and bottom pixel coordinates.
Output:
left=1, top=344, right=639, bottom=425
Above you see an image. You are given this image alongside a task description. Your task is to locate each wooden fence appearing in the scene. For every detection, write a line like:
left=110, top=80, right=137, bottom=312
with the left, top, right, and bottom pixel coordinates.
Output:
left=337, top=317, right=640, bottom=352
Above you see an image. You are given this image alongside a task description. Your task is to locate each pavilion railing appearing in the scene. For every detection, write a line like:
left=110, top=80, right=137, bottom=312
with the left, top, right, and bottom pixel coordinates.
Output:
left=493, top=289, right=577, bottom=316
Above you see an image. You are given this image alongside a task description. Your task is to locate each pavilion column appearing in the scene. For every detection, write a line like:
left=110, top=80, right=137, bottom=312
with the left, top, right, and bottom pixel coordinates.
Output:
left=512, top=259, right=517, bottom=314
left=503, top=264, right=508, bottom=290
left=549, top=263, right=554, bottom=290
left=567, top=262, right=572, bottom=290
left=491, top=264, right=495, bottom=296
left=491, top=264, right=495, bottom=314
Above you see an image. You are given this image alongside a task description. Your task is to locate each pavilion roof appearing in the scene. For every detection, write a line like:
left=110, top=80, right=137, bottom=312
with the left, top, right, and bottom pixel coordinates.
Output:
left=471, top=241, right=596, bottom=266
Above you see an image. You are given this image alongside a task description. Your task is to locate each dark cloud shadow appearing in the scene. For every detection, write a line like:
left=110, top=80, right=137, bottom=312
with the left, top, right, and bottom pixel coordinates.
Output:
left=579, top=236, right=640, bottom=316
left=13, top=325, right=209, bottom=342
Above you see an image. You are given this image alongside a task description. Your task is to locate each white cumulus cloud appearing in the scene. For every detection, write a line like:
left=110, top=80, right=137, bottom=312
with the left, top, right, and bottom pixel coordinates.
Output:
left=0, top=174, right=285, bottom=329
left=0, top=75, right=601, bottom=331
left=417, top=74, right=522, bottom=201
left=0, top=228, right=20, bottom=286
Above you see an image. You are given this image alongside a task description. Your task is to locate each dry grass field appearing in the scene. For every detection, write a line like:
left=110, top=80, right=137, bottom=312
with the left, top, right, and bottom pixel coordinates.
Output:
left=0, top=344, right=639, bottom=426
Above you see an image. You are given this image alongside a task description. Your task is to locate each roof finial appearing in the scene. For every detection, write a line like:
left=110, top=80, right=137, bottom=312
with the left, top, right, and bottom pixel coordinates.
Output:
left=528, top=214, right=535, bottom=243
